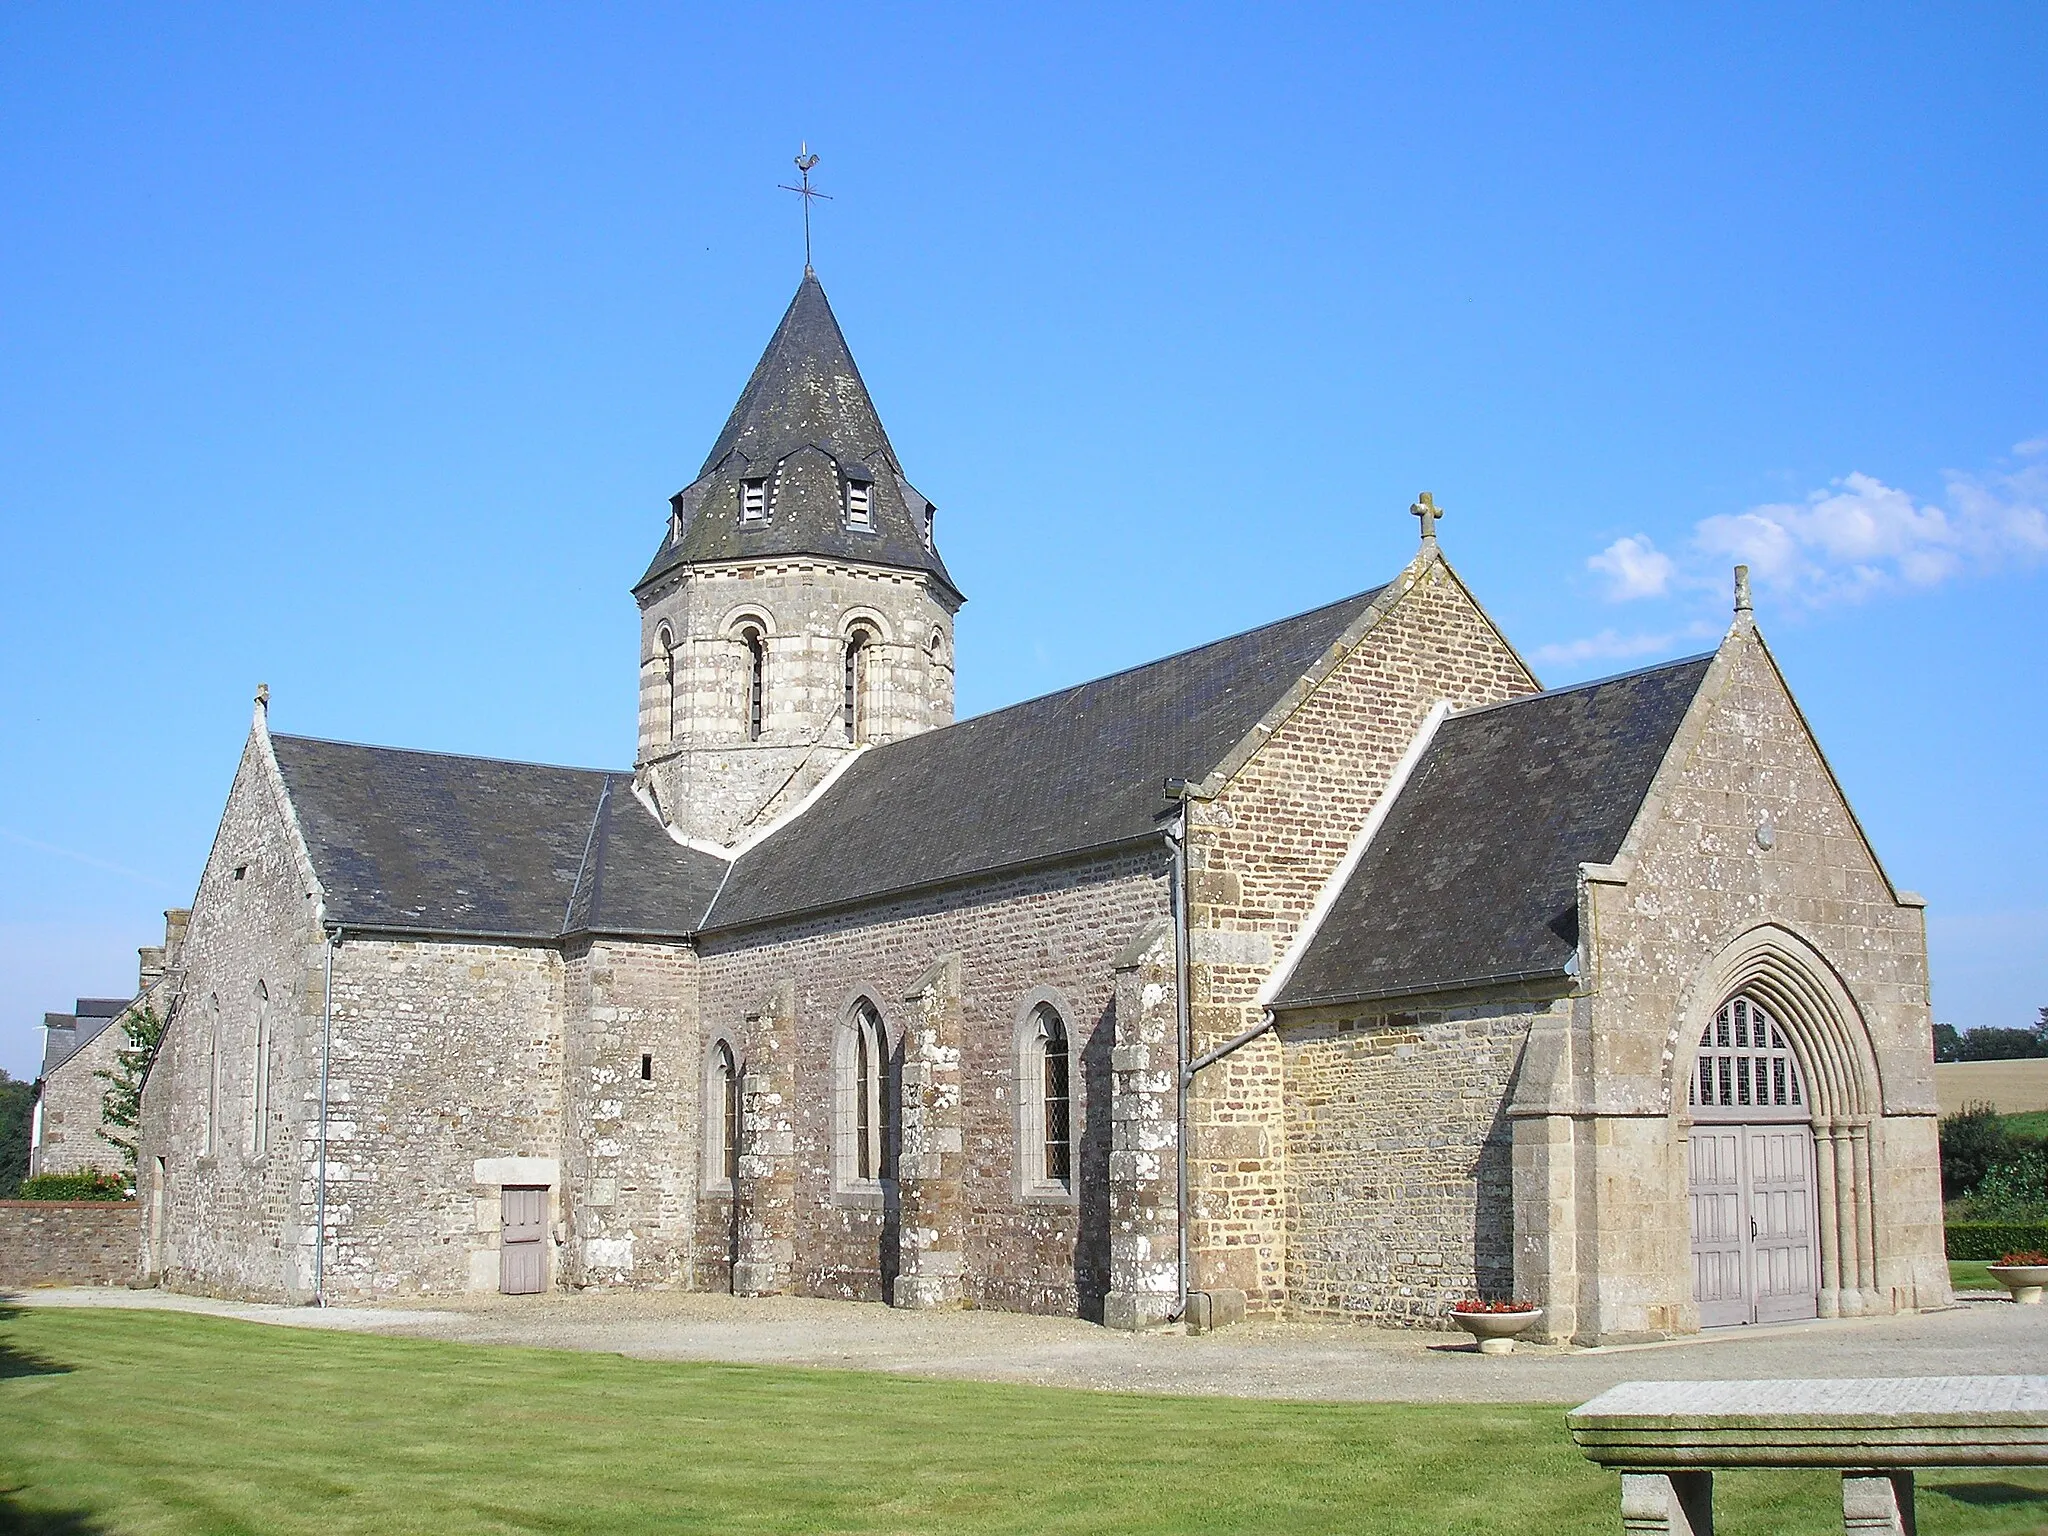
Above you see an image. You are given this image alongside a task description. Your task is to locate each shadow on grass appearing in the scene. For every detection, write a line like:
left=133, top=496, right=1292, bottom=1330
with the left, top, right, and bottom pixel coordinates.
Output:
left=0, top=1305, right=71, bottom=1382
left=0, top=1487, right=108, bottom=1535
left=1927, top=1479, right=2048, bottom=1510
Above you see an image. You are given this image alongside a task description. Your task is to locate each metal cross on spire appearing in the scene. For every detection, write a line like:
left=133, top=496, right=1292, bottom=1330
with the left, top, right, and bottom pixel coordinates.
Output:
left=779, top=143, right=832, bottom=273
left=1410, top=491, right=1444, bottom=543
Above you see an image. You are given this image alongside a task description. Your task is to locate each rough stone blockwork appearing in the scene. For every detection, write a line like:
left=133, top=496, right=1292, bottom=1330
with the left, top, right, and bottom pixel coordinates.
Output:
left=0, top=1202, right=141, bottom=1287
left=1187, top=559, right=1537, bottom=1313
left=140, top=730, right=330, bottom=1302
left=1280, top=998, right=1552, bottom=1322
left=699, top=850, right=1167, bottom=1317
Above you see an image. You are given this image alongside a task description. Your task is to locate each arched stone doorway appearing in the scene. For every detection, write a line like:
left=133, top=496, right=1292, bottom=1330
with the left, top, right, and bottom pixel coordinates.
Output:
left=1677, top=925, right=1886, bottom=1324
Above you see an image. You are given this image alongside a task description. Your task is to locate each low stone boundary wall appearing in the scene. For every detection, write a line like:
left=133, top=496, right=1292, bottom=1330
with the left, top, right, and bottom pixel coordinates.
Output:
left=0, top=1200, right=141, bottom=1288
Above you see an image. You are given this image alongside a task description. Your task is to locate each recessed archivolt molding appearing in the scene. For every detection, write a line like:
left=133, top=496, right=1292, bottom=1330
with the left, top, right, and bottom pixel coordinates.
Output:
left=1665, top=922, right=1882, bottom=1121
left=720, top=605, right=776, bottom=638
left=838, top=607, right=892, bottom=644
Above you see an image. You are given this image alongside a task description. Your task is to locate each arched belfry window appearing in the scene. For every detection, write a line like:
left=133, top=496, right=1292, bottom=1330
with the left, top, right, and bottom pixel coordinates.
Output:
left=843, top=628, right=874, bottom=745
left=657, top=624, right=678, bottom=744
left=838, top=1000, right=894, bottom=1189
left=738, top=626, right=766, bottom=742
left=1690, top=995, right=1804, bottom=1117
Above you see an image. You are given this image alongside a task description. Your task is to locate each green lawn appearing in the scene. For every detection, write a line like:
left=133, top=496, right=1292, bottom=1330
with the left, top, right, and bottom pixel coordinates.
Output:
left=5, top=1307, right=2048, bottom=1535
left=1952, top=1258, right=2004, bottom=1291
left=2002, top=1110, right=2048, bottom=1141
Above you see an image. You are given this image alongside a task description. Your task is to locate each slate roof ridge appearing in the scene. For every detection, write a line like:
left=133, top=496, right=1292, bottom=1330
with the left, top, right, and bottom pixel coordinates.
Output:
left=886, top=585, right=1396, bottom=746
left=1448, top=649, right=1719, bottom=722
left=268, top=731, right=625, bottom=781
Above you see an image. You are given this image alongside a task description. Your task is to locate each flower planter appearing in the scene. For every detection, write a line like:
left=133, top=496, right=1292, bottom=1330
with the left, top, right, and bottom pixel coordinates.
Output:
left=1987, top=1264, right=2048, bottom=1305
left=1451, top=1307, right=1544, bottom=1355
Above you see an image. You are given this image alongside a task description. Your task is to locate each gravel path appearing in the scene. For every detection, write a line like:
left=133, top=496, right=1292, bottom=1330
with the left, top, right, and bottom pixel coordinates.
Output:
left=14, top=1286, right=2048, bottom=1405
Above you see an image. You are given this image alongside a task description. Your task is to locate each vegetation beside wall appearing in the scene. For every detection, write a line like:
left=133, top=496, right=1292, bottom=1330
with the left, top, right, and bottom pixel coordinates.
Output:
left=14, top=1170, right=129, bottom=1201
left=0, top=1070, right=31, bottom=1197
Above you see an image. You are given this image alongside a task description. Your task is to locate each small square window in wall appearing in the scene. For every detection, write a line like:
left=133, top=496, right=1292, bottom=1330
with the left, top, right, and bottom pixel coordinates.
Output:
left=232, top=864, right=248, bottom=881
left=640, top=1053, right=653, bottom=1081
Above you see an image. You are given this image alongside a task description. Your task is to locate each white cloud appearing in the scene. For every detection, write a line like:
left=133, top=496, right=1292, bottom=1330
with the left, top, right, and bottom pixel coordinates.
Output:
left=1692, top=464, right=2048, bottom=606
left=1530, top=628, right=1689, bottom=669
left=1588, top=535, right=1675, bottom=600
left=1582, top=448, right=2048, bottom=615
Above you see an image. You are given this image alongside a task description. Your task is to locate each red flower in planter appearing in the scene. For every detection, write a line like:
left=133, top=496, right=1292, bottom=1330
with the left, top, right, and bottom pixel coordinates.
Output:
left=1450, top=1298, right=1540, bottom=1314
left=1996, top=1251, right=2048, bottom=1266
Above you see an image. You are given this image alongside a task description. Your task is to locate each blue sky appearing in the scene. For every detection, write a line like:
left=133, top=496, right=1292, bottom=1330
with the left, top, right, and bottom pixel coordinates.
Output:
left=2, top=4, right=2043, bottom=1079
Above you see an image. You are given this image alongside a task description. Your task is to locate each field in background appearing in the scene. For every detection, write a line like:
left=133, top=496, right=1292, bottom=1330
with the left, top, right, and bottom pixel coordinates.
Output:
left=4, top=1307, right=2048, bottom=1535
left=1935, top=1060, right=2048, bottom=1116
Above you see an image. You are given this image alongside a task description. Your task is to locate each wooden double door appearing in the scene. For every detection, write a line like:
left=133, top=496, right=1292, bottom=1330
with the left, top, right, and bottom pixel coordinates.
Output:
left=1688, top=1123, right=1819, bottom=1327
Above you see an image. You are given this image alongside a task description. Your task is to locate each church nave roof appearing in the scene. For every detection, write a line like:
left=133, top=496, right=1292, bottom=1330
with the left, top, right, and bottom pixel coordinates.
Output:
left=270, top=736, right=727, bottom=941
left=698, top=584, right=1394, bottom=933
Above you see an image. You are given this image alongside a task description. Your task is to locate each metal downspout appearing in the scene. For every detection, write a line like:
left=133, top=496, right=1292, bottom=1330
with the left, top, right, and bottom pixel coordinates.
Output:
left=315, top=926, right=338, bottom=1306
left=1167, top=806, right=1192, bottom=1319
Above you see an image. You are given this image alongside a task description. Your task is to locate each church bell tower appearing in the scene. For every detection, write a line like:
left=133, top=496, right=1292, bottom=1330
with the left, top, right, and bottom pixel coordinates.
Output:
left=632, top=273, right=964, bottom=847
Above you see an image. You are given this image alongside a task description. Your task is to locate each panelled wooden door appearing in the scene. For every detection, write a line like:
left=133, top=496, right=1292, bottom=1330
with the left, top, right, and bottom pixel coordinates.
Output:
left=1687, top=1124, right=1818, bottom=1326
left=500, top=1185, right=548, bottom=1295
left=1688, top=1128, right=1749, bottom=1328
left=1747, top=1125, right=1819, bottom=1323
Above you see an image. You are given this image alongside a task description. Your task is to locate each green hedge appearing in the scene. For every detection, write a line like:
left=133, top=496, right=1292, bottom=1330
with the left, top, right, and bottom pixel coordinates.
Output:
left=1945, top=1221, right=2048, bottom=1261
left=13, top=1170, right=130, bottom=1201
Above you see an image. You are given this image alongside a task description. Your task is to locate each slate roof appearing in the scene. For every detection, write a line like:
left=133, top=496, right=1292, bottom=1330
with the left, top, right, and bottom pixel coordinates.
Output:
left=638, top=273, right=960, bottom=600
left=41, top=1002, right=124, bottom=1076
left=269, top=736, right=727, bottom=940
left=700, top=585, right=1393, bottom=932
left=1271, top=654, right=1716, bottom=1010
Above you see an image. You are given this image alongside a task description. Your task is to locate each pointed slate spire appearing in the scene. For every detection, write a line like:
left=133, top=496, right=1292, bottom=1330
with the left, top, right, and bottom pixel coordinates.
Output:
left=638, top=273, right=960, bottom=600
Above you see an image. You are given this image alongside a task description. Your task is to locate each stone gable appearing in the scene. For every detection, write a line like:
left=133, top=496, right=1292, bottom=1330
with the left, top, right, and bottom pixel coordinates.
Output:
left=1183, top=554, right=1538, bottom=1311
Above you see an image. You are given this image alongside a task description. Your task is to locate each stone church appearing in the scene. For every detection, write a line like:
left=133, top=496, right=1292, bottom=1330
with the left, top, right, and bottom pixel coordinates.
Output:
left=137, top=271, right=1949, bottom=1342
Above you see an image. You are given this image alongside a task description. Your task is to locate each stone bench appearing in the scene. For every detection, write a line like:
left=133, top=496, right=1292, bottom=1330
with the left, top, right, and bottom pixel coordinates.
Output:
left=1568, top=1377, right=2048, bottom=1535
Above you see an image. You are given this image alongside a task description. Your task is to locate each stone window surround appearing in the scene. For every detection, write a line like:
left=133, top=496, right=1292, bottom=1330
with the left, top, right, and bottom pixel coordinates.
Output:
left=700, top=1027, right=741, bottom=1198
left=248, top=979, right=272, bottom=1160
left=1013, top=986, right=1079, bottom=1204
left=831, top=989, right=897, bottom=1207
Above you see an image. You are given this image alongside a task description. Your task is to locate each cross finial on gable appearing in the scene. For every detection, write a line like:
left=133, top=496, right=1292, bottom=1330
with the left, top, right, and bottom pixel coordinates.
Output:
left=1410, top=491, right=1443, bottom=544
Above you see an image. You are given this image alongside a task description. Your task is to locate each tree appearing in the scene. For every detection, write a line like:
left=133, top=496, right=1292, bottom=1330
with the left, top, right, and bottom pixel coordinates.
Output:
left=1939, top=1101, right=2016, bottom=1202
left=0, top=1068, right=34, bottom=1198
left=94, top=999, right=167, bottom=1176
left=1932, top=1023, right=1962, bottom=1063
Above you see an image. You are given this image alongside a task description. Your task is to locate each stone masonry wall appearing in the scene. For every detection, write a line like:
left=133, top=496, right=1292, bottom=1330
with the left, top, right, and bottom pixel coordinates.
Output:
left=1187, top=553, right=1538, bottom=1313
left=0, top=1202, right=141, bottom=1287
left=31, top=1022, right=126, bottom=1178
left=316, top=936, right=564, bottom=1299
left=561, top=938, right=701, bottom=1289
left=1279, top=997, right=1556, bottom=1323
left=697, top=851, right=1168, bottom=1317
left=1548, top=624, right=1947, bottom=1341
left=141, top=725, right=330, bottom=1301
left=637, top=560, right=957, bottom=845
